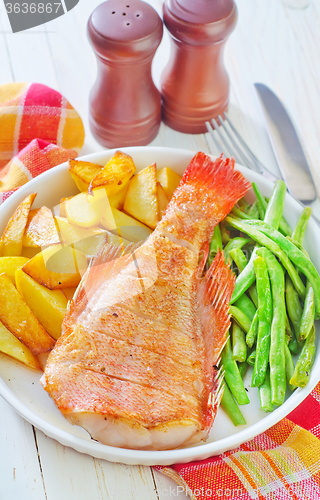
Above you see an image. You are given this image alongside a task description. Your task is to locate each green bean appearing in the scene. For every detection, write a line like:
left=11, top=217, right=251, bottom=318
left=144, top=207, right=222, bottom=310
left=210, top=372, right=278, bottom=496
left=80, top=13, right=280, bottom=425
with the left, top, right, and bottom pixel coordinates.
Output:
left=259, top=369, right=273, bottom=412
left=230, top=306, right=252, bottom=333
left=288, top=327, right=303, bottom=356
left=232, top=322, right=247, bottom=363
left=257, top=247, right=286, bottom=406
left=238, top=361, right=249, bottom=379
left=229, top=247, right=248, bottom=272
left=220, top=220, right=231, bottom=245
left=290, top=220, right=315, bottom=341
left=234, top=294, right=256, bottom=322
left=240, top=220, right=320, bottom=316
left=247, top=349, right=256, bottom=366
left=208, top=224, right=222, bottom=266
left=252, top=181, right=291, bottom=236
left=252, top=182, right=267, bottom=220
left=263, top=180, right=287, bottom=230
left=227, top=218, right=306, bottom=301
left=292, top=207, right=312, bottom=245
left=285, top=275, right=303, bottom=337
left=285, top=314, right=293, bottom=342
left=221, top=337, right=250, bottom=405
left=284, top=342, right=296, bottom=392
left=238, top=197, right=250, bottom=212
left=229, top=247, right=259, bottom=308
left=231, top=206, right=253, bottom=220
left=290, top=326, right=316, bottom=388
left=246, top=310, right=259, bottom=348
left=251, top=256, right=272, bottom=387
left=247, top=200, right=259, bottom=219
left=220, top=383, right=247, bottom=426
left=224, top=237, right=250, bottom=264
left=299, top=282, right=315, bottom=341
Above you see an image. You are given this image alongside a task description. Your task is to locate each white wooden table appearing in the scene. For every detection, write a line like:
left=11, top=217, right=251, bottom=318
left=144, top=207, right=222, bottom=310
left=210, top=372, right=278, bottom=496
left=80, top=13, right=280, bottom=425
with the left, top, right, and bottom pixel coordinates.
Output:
left=1, top=1, right=319, bottom=498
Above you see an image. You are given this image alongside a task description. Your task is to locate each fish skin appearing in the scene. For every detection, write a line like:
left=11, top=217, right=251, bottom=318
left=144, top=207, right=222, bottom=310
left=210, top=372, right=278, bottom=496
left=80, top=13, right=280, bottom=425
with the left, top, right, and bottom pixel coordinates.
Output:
left=41, top=153, right=251, bottom=450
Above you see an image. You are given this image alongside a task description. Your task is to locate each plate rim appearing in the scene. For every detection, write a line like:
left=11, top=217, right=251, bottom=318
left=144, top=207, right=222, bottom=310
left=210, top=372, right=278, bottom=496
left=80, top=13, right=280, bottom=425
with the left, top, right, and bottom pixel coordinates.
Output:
left=0, top=146, right=319, bottom=466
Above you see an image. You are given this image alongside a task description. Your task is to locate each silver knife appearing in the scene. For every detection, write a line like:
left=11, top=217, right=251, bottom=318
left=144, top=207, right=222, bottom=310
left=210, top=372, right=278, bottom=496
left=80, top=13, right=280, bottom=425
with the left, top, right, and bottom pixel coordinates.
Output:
left=254, top=83, right=317, bottom=206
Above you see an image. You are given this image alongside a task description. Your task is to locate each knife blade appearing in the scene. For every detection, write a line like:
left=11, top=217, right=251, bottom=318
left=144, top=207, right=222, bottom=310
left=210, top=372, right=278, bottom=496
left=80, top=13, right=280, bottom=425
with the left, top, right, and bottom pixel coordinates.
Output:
left=254, top=83, right=317, bottom=204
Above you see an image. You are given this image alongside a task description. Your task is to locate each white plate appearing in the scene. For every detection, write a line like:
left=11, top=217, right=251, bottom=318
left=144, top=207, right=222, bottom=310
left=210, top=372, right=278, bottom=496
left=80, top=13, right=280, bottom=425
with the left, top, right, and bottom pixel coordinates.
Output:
left=0, top=146, right=319, bottom=466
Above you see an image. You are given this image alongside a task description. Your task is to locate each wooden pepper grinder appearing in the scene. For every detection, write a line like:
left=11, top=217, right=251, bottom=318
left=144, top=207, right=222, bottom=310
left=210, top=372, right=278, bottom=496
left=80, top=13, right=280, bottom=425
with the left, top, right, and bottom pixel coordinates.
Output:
left=87, top=0, right=163, bottom=147
left=161, top=0, right=237, bottom=134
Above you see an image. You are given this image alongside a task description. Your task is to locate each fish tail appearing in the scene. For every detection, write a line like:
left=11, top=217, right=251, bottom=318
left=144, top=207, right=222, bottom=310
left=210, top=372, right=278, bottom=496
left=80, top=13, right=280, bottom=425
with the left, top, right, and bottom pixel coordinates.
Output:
left=158, top=153, right=251, bottom=248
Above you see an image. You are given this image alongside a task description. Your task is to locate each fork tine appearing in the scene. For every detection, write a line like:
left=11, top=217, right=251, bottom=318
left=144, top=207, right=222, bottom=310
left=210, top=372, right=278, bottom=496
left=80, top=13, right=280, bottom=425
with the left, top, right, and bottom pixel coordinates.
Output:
left=217, top=114, right=257, bottom=171
left=223, top=112, right=266, bottom=173
left=205, top=121, right=226, bottom=154
left=210, top=117, right=236, bottom=159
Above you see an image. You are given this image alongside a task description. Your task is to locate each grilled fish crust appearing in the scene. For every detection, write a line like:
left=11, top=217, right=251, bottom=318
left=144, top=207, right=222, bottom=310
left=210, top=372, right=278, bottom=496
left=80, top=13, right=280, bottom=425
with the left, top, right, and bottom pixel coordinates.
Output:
left=41, top=153, right=250, bottom=450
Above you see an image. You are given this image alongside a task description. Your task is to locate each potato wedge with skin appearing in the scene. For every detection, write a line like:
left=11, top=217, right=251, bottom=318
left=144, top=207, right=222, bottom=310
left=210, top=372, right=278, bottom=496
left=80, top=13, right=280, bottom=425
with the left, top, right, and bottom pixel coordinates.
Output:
left=101, top=206, right=152, bottom=243
left=15, top=269, right=67, bottom=340
left=89, top=151, right=136, bottom=196
left=124, top=163, right=158, bottom=229
left=23, top=206, right=60, bottom=248
left=22, top=244, right=87, bottom=290
left=69, top=159, right=103, bottom=192
left=55, top=216, right=108, bottom=258
left=0, top=193, right=36, bottom=256
left=157, top=182, right=169, bottom=220
left=0, top=319, right=40, bottom=370
left=157, top=167, right=182, bottom=200
left=0, top=256, right=29, bottom=285
left=0, top=273, right=55, bottom=355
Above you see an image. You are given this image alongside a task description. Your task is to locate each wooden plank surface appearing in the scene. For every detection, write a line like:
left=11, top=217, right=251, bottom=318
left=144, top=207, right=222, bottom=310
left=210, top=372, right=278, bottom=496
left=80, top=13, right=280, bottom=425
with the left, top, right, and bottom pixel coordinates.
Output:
left=0, top=0, right=320, bottom=499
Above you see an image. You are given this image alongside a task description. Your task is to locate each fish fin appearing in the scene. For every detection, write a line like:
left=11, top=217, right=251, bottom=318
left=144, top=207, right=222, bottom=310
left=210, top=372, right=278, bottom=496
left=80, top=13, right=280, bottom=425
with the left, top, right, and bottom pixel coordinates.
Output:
left=197, top=251, right=235, bottom=425
left=198, top=250, right=235, bottom=376
left=201, top=250, right=235, bottom=360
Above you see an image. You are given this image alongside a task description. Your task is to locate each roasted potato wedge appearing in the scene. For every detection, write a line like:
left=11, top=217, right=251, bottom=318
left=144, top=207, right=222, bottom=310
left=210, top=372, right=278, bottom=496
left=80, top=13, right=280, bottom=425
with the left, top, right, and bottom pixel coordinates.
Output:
left=124, top=163, right=158, bottom=229
left=55, top=216, right=108, bottom=258
left=108, top=183, right=129, bottom=210
left=23, top=206, right=60, bottom=248
left=157, top=182, right=169, bottom=220
left=0, top=319, right=40, bottom=370
left=89, top=151, right=136, bottom=196
left=100, top=206, right=152, bottom=243
left=157, top=167, right=182, bottom=200
left=0, top=256, right=29, bottom=285
left=64, top=190, right=110, bottom=228
left=0, top=193, right=36, bottom=256
left=69, top=159, right=103, bottom=192
left=15, top=269, right=68, bottom=340
left=59, top=197, right=73, bottom=218
left=22, top=244, right=87, bottom=290
left=0, top=273, right=55, bottom=355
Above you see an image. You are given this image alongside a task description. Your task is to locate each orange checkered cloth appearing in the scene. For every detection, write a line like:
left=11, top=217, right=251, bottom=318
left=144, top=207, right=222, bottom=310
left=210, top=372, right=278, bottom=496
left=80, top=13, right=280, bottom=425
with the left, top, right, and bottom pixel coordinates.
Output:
left=0, top=138, right=78, bottom=201
left=155, top=383, right=320, bottom=499
left=0, top=82, right=84, bottom=176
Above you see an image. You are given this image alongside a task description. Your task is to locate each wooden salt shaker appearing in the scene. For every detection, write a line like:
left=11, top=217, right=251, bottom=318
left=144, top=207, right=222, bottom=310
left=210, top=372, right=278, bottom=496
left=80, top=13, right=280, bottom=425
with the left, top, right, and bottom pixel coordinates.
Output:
left=87, top=0, right=163, bottom=147
left=161, top=0, right=237, bottom=134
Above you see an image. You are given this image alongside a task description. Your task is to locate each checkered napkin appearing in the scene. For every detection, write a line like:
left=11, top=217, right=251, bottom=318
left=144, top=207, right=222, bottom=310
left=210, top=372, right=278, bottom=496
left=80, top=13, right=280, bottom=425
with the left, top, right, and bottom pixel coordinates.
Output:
left=0, top=138, right=78, bottom=201
left=155, top=383, right=320, bottom=499
left=0, top=82, right=84, bottom=174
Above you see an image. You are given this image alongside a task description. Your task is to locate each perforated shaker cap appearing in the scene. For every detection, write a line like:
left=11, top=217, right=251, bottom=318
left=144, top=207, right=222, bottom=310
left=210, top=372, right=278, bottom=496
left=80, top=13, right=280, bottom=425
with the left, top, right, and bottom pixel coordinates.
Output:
left=90, top=0, right=162, bottom=43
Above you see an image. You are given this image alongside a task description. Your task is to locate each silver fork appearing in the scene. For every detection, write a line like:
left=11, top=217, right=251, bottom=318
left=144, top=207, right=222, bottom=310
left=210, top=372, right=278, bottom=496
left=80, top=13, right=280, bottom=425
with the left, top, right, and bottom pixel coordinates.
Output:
left=206, top=112, right=320, bottom=226
left=205, top=112, right=280, bottom=183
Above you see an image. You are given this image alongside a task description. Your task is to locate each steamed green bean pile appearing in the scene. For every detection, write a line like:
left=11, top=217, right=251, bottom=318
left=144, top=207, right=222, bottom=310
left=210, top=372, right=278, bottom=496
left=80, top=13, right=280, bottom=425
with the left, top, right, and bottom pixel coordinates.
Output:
left=209, top=180, right=319, bottom=426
